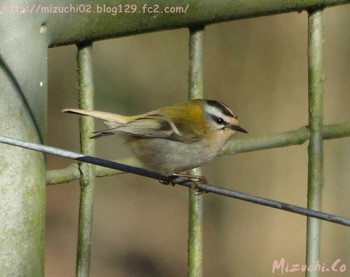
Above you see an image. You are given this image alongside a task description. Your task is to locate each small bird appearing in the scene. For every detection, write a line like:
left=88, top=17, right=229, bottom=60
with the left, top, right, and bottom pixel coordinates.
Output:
left=63, top=99, right=247, bottom=176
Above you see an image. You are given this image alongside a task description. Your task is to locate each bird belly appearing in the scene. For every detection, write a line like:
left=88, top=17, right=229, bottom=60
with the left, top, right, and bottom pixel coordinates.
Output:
left=126, top=137, right=218, bottom=175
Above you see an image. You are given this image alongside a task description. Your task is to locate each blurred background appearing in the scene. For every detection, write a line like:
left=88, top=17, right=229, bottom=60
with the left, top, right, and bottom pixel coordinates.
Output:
left=46, top=7, right=350, bottom=276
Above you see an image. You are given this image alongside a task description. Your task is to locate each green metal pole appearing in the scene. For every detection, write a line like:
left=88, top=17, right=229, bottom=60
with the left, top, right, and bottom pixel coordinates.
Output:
left=76, top=44, right=96, bottom=277
left=306, top=9, right=324, bottom=277
left=0, top=2, right=47, bottom=275
left=188, top=27, right=205, bottom=277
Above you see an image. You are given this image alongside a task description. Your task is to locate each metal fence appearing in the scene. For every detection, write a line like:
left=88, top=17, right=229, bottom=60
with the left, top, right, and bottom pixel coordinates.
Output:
left=1, top=0, right=350, bottom=276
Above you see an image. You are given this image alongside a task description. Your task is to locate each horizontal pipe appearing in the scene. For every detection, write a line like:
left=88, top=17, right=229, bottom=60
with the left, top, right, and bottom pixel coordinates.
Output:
left=44, top=0, right=350, bottom=47
left=220, top=123, right=350, bottom=156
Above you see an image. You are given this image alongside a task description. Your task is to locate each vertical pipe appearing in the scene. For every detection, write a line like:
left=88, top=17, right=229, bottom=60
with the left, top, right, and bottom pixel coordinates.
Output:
left=76, top=43, right=96, bottom=277
left=188, top=27, right=205, bottom=277
left=306, top=10, right=324, bottom=277
left=0, top=7, right=47, bottom=275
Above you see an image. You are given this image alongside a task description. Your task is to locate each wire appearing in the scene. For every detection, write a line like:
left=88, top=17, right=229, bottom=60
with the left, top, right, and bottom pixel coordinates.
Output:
left=0, top=135, right=167, bottom=182
left=1, top=135, right=350, bottom=227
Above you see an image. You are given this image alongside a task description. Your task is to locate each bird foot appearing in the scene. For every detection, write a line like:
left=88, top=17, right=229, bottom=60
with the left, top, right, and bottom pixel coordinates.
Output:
left=160, top=173, right=207, bottom=194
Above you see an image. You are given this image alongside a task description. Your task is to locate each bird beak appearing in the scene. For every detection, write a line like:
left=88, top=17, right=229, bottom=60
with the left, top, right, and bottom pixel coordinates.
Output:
left=231, top=124, right=248, bottom=134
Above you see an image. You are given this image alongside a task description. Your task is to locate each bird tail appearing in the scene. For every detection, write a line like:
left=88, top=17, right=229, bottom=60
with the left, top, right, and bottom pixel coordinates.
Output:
left=62, top=108, right=132, bottom=139
left=62, top=108, right=129, bottom=124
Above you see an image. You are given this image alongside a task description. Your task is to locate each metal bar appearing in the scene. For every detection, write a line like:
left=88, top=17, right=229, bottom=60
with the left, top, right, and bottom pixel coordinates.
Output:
left=46, top=123, right=350, bottom=185
left=306, top=9, right=324, bottom=277
left=2, top=135, right=350, bottom=227
left=76, top=43, right=96, bottom=277
left=46, top=0, right=350, bottom=47
left=46, top=157, right=133, bottom=185
left=188, top=26, right=205, bottom=277
left=221, top=123, right=350, bottom=156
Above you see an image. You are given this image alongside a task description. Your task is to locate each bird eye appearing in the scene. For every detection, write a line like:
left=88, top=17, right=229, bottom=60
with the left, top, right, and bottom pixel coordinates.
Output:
left=216, top=118, right=224, bottom=124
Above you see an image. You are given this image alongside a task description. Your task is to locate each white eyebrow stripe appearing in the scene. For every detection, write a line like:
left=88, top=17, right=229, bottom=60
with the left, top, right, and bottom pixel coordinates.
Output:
left=205, top=105, right=228, bottom=118
left=205, top=100, right=236, bottom=118
left=205, top=105, right=233, bottom=126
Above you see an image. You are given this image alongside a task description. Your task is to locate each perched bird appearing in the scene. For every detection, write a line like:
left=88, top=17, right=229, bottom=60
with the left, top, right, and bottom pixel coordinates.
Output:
left=63, top=99, right=247, bottom=176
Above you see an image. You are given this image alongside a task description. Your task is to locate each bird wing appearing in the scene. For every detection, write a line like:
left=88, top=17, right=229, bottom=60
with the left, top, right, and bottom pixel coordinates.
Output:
left=63, top=108, right=202, bottom=142
left=103, top=113, right=201, bottom=142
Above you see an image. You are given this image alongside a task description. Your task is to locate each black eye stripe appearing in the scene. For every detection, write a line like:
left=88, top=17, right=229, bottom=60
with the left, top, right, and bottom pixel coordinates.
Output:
left=211, top=115, right=228, bottom=126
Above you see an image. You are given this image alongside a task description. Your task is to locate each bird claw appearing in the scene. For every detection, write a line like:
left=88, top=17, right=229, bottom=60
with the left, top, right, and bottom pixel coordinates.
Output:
left=189, top=176, right=207, bottom=195
left=160, top=173, right=207, bottom=194
left=159, top=175, right=178, bottom=186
